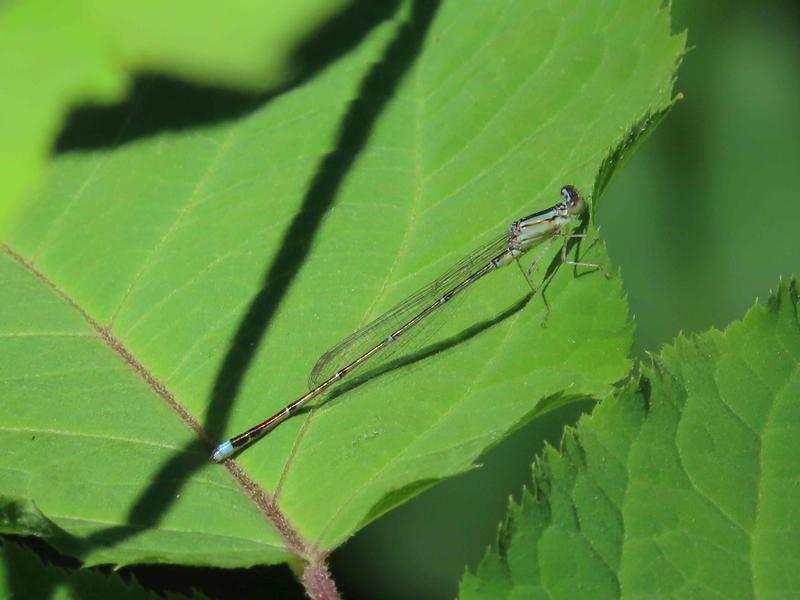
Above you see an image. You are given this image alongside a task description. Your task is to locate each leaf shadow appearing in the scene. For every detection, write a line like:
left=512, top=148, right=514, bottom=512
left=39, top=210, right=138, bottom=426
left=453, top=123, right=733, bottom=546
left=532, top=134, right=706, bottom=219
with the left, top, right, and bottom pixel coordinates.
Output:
left=21, top=0, right=445, bottom=595
left=202, top=0, right=443, bottom=440
left=55, top=1, right=405, bottom=153
left=302, top=292, right=535, bottom=415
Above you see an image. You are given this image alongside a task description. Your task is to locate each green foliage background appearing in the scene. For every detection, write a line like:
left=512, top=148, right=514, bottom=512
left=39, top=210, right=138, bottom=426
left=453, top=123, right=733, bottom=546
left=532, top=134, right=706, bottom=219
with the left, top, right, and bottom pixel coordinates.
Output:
left=462, top=280, right=800, bottom=598
left=0, top=0, right=797, bottom=598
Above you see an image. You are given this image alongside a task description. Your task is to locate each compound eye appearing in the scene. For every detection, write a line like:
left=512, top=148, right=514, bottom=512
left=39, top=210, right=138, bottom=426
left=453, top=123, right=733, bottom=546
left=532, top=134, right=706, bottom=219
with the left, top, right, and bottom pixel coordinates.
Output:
left=560, top=186, right=572, bottom=204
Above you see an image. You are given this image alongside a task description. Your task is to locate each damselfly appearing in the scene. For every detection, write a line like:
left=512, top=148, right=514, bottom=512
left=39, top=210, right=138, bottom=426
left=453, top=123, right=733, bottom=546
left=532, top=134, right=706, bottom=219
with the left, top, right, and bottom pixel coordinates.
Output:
left=211, top=185, right=596, bottom=462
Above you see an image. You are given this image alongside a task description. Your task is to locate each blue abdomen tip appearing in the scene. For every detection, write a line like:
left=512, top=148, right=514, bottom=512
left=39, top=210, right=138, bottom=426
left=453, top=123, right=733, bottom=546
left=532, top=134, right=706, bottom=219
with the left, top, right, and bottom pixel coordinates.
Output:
left=211, top=440, right=234, bottom=462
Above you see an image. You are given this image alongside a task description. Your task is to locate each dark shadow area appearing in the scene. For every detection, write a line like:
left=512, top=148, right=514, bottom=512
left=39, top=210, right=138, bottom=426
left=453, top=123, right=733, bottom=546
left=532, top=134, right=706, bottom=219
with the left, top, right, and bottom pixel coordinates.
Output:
left=56, top=0, right=402, bottom=153
left=0, top=534, right=305, bottom=600
left=55, top=77, right=260, bottom=153
left=16, top=2, right=443, bottom=599
left=121, top=560, right=305, bottom=600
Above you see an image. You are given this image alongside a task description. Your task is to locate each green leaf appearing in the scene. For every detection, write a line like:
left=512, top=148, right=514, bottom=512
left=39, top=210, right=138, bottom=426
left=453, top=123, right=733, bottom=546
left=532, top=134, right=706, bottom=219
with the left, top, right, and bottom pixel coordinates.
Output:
left=1, top=0, right=683, bottom=575
left=0, top=0, right=352, bottom=231
left=461, top=278, right=800, bottom=598
left=0, top=537, right=204, bottom=599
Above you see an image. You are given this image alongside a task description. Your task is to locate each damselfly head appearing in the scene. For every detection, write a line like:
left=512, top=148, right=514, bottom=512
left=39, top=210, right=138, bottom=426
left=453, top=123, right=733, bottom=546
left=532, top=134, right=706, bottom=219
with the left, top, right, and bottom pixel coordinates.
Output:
left=559, top=185, right=585, bottom=216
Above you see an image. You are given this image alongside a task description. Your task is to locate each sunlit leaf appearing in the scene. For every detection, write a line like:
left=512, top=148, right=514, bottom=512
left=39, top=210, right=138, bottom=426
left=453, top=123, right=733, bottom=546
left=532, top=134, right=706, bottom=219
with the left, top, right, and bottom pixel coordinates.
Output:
left=0, top=0, right=684, bottom=574
left=0, top=0, right=352, bottom=230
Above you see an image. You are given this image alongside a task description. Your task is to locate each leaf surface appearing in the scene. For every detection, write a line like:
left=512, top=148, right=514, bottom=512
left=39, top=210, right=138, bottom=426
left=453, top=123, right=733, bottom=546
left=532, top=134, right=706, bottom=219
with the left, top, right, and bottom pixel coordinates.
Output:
left=1, top=0, right=684, bottom=568
left=0, top=0, right=352, bottom=230
left=461, top=279, right=800, bottom=598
